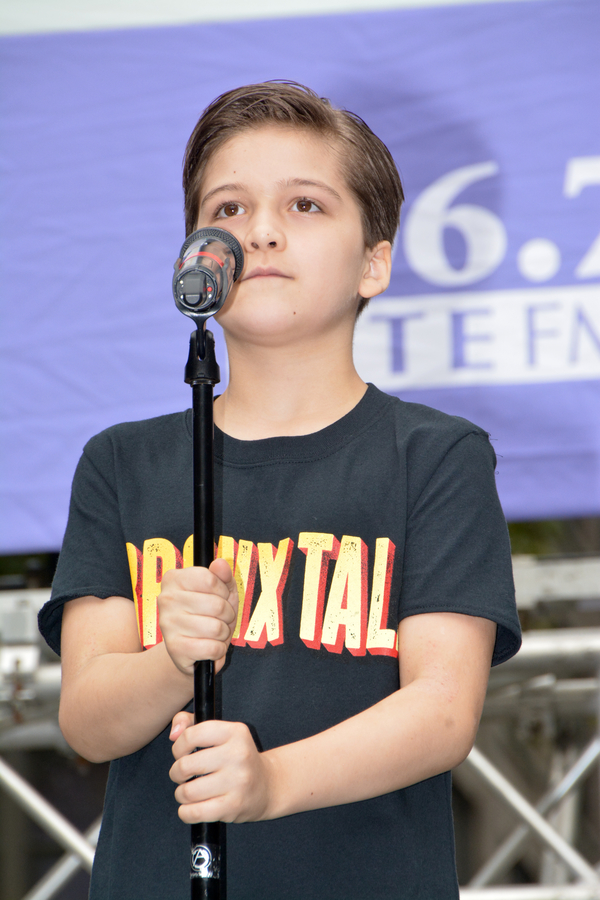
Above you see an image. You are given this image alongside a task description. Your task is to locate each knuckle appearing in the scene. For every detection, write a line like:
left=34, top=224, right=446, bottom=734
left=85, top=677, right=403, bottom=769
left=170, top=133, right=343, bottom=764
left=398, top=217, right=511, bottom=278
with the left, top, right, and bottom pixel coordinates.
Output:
left=160, top=568, right=175, bottom=588
left=179, top=729, right=199, bottom=754
left=232, top=721, right=251, bottom=742
left=219, top=800, right=237, bottom=825
left=205, top=571, right=220, bottom=593
left=204, top=617, right=224, bottom=639
left=236, top=768, right=252, bottom=793
left=227, top=597, right=239, bottom=620
left=213, top=596, right=228, bottom=618
left=178, top=780, right=196, bottom=804
left=178, top=804, right=195, bottom=824
left=178, top=756, right=196, bottom=782
left=156, top=592, right=170, bottom=615
left=231, top=738, right=250, bottom=763
left=206, top=639, right=227, bottom=660
left=196, top=640, right=217, bottom=661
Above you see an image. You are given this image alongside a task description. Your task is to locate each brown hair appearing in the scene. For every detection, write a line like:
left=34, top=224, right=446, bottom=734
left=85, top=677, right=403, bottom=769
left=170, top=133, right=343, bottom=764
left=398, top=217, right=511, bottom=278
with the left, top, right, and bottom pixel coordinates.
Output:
left=182, top=81, right=404, bottom=312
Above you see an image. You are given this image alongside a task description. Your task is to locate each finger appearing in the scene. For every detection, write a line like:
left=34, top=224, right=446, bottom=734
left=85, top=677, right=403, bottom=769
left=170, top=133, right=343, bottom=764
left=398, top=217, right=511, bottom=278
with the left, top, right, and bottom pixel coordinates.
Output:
left=172, top=719, right=235, bottom=760
left=208, top=560, right=239, bottom=638
left=162, top=565, right=231, bottom=603
left=171, top=733, right=242, bottom=783
left=159, top=587, right=236, bottom=633
left=172, top=614, right=232, bottom=643
left=174, top=779, right=257, bottom=825
left=169, top=711, right=194, bottom=742
left=177, top=796, right=231, bottom=825
left=171, top=747, right=217, bottom=785
left=172, top=766, right=243, bottom=824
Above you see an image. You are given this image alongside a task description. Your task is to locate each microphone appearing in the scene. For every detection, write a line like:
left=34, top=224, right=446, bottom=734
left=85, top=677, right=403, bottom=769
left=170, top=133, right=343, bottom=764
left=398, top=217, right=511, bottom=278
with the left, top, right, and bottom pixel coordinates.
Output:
left=173, top=227, right=244, bottom=324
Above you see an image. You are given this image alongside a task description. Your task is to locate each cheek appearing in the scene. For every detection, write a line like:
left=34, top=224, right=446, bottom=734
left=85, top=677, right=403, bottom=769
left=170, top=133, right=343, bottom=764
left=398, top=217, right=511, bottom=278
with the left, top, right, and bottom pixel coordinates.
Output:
left=325, top=243, right=369, bottom=298
left=214, top=284, right=238, bottom=318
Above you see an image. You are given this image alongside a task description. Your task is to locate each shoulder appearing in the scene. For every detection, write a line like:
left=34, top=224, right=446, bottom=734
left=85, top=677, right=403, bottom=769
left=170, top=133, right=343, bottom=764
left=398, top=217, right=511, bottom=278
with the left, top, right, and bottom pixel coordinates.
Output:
left=366, top=384, right=494, bottom=462
left=80, top=410, right=191, bottom=473
left=361, top=387, right=498, bottom=518
left=84, top=410, right=190, bottom=455
left=66, top=411, right=192, bottom=504
left=371, top=385, right=487, bottom=437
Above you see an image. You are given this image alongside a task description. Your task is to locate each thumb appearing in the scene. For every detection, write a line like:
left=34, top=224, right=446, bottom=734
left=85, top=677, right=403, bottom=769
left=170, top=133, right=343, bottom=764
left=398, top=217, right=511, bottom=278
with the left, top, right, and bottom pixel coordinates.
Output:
left=209, top=556, right=235, bottom=588
left=169, top=711, right=194, bottom=742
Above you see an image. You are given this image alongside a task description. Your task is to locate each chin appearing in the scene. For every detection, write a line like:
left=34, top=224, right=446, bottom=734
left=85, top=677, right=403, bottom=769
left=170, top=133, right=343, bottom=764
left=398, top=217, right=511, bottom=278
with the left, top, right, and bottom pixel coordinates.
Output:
left=220, top=305, right=305, bottom=337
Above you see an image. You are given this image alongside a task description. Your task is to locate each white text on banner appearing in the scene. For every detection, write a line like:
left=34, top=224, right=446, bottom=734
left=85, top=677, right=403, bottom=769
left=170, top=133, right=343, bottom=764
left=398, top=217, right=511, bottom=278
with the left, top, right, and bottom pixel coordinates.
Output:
left=354, top=284, right=600, bottom=390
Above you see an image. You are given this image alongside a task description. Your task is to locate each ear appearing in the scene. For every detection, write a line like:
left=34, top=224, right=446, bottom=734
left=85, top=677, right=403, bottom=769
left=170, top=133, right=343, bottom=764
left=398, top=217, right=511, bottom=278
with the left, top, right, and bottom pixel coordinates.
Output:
left=358, top=240, right=392, bottom=299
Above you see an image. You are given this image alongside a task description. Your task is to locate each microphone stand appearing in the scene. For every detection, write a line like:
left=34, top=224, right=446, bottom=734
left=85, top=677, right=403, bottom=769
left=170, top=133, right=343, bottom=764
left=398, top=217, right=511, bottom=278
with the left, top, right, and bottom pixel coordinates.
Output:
left=185, top=323, right=226, bottom=900
left=173, top=225, right=242, bottom=900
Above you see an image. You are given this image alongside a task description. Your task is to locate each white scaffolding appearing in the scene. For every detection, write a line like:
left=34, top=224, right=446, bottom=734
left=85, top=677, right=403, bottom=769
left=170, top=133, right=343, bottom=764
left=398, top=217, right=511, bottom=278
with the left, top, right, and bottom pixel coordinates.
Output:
left=1, top=556, right=600, bottom=899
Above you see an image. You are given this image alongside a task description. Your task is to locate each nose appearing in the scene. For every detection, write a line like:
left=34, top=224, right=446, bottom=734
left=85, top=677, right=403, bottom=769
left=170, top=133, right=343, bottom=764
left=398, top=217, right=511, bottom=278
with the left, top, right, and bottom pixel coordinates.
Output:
left=244, top=210, right=286, bottom=253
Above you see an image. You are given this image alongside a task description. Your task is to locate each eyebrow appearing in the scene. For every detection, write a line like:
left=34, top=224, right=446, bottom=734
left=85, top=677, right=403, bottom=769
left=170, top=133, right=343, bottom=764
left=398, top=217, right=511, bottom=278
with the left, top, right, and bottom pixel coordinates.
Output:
left=281, top=178, right=342, bottom=201
left=199, top=177, right=343, bottom=209
left=199, top=183, right=245, bottom=209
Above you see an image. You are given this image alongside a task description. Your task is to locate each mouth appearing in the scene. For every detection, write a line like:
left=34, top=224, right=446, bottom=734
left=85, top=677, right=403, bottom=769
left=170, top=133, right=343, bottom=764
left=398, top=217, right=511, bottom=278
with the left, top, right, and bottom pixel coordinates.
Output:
left=241, top=266, right=291, bottom=281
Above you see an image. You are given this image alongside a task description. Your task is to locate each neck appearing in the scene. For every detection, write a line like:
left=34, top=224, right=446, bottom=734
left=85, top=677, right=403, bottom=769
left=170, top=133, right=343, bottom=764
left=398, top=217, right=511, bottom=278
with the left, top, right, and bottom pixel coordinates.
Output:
left=214, top=332, right=366, bottom=440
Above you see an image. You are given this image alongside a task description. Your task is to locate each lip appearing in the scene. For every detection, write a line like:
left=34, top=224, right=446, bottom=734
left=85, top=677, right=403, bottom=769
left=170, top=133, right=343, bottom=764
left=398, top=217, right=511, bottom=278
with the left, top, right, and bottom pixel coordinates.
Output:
left=241, top=266, right=291, bottom=281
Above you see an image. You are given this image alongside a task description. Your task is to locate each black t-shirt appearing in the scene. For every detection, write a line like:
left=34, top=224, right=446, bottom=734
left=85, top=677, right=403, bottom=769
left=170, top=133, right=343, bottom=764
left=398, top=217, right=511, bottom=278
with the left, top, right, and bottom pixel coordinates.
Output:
left=39, top=385, right=520, bottom=900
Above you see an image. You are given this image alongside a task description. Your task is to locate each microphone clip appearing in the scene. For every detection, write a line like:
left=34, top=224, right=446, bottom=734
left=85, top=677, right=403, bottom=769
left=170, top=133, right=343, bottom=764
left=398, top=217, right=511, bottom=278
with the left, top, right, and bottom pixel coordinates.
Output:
left=184, top=327, right=220, bottom=387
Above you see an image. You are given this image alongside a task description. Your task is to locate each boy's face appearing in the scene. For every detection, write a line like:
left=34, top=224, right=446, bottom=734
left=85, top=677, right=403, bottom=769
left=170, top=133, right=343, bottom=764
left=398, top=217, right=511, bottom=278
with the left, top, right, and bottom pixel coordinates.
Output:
left=194, top=125, right=391, bottom=347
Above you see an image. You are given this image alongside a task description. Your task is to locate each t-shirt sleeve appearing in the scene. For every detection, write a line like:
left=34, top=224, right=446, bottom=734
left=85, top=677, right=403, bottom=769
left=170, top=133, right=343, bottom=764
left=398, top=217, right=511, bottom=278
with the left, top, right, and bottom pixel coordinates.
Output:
left=399, top=429, right=521, bottom=666
left=38, top=433, right=134, bottom=656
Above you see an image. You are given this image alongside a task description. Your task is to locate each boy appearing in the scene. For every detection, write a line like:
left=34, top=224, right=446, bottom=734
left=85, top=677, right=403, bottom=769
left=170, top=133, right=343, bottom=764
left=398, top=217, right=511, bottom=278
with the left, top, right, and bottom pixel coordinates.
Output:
left=39, top=82, right=521, bottom=899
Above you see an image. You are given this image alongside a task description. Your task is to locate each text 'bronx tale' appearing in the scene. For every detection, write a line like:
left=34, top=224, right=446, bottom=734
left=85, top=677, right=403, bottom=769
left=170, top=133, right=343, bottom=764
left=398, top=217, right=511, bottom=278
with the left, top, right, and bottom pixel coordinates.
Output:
left=126, top=533, right=398, bottom=658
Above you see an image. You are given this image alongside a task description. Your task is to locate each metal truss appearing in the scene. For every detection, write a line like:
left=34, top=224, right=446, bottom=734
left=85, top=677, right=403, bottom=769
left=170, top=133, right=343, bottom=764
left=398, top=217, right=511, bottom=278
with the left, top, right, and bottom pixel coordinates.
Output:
left=0, top=588, right=98, bottom=899
left=457, top=556, right=600, bottom=900
left=0, top=753, right=98, bottom=899
left=459, top=742, right=600, bottom=899
left=1, top=559, right=600, bottom=899
left=468, top=738, right=600, bottom=888
left=21, top=819, right=101, bottom=900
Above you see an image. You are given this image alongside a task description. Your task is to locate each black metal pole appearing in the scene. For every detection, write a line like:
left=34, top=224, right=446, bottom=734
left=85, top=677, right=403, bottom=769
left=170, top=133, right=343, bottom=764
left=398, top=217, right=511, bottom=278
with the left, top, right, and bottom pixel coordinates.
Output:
left=185, top=327, right=225, bottom=900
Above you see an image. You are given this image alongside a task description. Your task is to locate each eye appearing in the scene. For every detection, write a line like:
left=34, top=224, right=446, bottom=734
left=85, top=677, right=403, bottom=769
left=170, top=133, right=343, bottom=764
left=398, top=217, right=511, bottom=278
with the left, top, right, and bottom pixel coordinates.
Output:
left=215, top=202, right=245, bottom=218
left=292, top=198, right=320, bottom=213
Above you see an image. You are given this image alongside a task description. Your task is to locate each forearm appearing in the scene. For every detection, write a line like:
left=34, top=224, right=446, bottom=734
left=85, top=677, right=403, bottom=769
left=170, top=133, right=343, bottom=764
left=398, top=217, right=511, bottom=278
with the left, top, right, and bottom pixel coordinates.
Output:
left=171, top=613, right=495, bottom=825
left=59, top=563, right=237, bottom=764
left=171, top=675, right=481, bottom=825
left=262, top=678, right=477, bottom=820
left=59, top=641, right=193, bottom=763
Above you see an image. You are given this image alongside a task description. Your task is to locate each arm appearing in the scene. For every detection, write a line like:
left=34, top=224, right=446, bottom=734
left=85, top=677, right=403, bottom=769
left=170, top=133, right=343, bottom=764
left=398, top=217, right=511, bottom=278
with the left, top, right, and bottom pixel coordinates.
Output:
left=58, top=559, right=238, bottom=763
left=169, top=610, right=496, bottom=823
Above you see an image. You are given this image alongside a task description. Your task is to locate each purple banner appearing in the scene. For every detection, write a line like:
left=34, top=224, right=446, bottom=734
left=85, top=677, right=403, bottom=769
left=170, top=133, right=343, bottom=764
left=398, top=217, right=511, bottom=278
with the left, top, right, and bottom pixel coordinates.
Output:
left=1, top=0, right=599, bottom=552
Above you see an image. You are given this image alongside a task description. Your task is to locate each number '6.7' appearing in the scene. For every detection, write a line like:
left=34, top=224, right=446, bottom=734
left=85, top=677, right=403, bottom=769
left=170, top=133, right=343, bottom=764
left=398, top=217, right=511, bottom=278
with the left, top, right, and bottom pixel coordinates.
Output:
left=403, top=157, right=600, bottom=288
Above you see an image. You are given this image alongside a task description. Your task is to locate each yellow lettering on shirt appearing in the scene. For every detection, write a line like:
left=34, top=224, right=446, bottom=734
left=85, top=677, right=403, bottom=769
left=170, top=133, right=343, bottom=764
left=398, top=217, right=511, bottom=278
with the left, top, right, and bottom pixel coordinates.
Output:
left=125, top=532, right=397, bottom=656
left=321, top=535, right=368, bottom=655
left=182, top=534, right=194, bottom=568
left=126, top=542, right=143, bottom=644
left=140, top=537, right=181, bottom=648
left=298, top=532, right=339, bottom=649
left=244, top=539, right=294, bottom=648
left=230, top=539, right=259, bottom=647
left=366, top=538, right=398, bottom=657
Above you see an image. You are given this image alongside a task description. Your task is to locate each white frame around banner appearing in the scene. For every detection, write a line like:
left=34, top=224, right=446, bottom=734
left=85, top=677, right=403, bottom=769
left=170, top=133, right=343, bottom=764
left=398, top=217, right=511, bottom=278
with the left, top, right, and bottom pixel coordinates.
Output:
left=0, top=0, right=552, bottom=36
